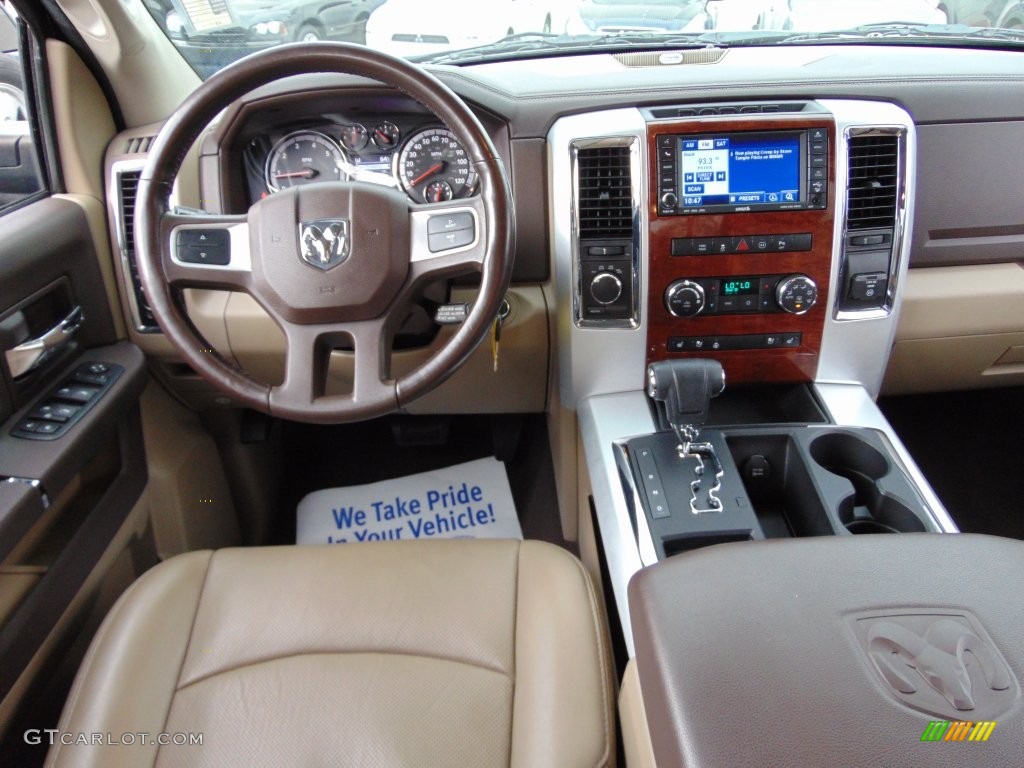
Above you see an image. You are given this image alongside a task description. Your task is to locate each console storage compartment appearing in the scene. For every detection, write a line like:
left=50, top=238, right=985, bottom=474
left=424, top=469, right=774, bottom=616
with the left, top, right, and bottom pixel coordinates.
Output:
left=629, top=534, right=1024, bottom=768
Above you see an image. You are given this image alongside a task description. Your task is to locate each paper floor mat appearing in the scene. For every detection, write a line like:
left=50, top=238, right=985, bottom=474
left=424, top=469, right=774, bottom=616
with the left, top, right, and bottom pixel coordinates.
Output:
left=296, top=457, right=522, bottom=545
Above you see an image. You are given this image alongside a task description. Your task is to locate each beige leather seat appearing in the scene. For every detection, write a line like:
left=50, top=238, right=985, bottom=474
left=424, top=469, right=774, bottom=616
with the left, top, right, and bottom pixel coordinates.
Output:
left=46, top=539, right=615, bottom=768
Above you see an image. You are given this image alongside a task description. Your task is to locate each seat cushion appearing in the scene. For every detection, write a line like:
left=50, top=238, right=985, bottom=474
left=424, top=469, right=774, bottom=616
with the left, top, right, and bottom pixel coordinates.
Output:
left=46, top=539, right=615, bottom=768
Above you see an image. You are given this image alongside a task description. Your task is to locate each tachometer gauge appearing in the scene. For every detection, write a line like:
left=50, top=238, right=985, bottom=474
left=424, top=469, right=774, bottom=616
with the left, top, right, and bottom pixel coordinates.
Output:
left=396, top=127, right=478, bottom=203
left=339, top=123, right=369, bottom=152
left=265, top=130, right=346, bottom=192
left=371, top=121, right=401, bottom=151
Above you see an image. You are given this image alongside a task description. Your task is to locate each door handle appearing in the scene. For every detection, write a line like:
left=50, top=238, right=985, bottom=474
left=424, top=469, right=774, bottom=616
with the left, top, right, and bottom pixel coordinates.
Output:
left=5, top=306, right=83, bottom=378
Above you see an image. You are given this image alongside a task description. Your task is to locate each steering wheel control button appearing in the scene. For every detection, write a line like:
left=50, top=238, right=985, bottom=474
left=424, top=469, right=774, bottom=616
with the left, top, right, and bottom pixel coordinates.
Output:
left=177, top=245, right=230, bottom=266
left=176, top=230, right=231, bottom=266
left=427, top=212, right=474, bottom=235
left=428, top=226, right=475, bottom=253
left=177, top=229, right=229, bottom=248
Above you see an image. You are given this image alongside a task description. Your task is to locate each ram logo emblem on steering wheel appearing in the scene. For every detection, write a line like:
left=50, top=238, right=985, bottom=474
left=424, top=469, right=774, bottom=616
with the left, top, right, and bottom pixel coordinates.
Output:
left=299, top=219, right=350, bottom=270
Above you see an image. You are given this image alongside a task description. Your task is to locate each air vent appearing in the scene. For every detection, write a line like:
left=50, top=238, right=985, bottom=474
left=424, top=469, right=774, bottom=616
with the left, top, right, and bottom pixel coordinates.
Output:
left=648, top=102, right=810, bottom=119
left=116, top=169, right=159, bottom=332
left=846, top=135, right=899, bottom=230
left=123, top=135, right=156, bottom=155
left=577, top=146, right=633, bottom=239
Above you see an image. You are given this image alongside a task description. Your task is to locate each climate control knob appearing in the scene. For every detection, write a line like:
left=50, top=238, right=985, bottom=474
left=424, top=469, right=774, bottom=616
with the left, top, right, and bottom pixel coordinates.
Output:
left=589, top=272, right=623, bottom=305
left=665, top=280, right=706, bottom=317
left=775, top=274, right=818, bottom=315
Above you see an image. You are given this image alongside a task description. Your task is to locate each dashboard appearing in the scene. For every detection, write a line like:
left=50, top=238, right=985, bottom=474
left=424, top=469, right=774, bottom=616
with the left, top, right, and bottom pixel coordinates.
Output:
left=104, top=45, right=1024, bottom=412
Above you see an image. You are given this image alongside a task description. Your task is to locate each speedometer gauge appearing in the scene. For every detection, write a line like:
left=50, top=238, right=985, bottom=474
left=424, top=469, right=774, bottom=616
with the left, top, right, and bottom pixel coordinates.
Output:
left=396, top=127, right=478, bottom=203
left=265, top=130, right=346, bottom=192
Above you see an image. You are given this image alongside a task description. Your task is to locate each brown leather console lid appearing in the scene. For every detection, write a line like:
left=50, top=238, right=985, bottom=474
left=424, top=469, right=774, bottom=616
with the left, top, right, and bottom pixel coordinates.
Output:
left=629, top=533, right=1024, bottom=767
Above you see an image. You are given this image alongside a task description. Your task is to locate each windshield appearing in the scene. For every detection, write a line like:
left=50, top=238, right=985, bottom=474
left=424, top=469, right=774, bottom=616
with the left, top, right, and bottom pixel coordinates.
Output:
left=147, top=0, right=1024, bottom=77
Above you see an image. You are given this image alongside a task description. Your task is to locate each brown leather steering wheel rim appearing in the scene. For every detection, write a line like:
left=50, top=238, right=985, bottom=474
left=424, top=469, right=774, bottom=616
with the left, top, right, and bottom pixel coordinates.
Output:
left=136, top=43, right=514, bottom=422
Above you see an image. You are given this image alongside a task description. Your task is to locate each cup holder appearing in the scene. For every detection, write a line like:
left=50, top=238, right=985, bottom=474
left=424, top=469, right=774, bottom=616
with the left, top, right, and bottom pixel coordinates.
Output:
left=809, top=432, right=926, bottom=535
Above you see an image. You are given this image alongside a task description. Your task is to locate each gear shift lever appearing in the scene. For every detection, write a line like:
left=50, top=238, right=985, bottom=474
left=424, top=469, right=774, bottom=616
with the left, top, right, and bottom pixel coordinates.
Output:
left=647, top=359, right=726, bottom=513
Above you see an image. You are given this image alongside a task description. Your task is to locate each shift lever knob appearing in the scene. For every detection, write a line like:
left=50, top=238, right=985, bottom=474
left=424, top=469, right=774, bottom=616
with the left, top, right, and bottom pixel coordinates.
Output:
left=647, top=359, right=725, bottom=439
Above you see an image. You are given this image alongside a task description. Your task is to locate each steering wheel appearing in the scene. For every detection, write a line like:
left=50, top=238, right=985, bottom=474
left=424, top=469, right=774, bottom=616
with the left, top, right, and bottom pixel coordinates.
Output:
left=136, top=43, right=514, bottom=422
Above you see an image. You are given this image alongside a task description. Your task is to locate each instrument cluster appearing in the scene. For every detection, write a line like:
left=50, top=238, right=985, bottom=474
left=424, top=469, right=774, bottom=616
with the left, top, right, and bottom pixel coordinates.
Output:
left=244, top=115, right=478, bottom=205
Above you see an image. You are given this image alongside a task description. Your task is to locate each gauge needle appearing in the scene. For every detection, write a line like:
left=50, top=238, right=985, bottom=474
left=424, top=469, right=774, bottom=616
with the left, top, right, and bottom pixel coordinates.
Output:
left=374, top=129, right=393, bottom=145
left=410, top=163, right=443, bottom=187
left=274, top=168, right=317, bottom=179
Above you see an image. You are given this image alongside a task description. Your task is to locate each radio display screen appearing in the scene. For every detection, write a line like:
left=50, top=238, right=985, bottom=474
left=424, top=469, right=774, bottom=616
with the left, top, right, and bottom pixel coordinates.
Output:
left=680, top=132, right=802, bottom=210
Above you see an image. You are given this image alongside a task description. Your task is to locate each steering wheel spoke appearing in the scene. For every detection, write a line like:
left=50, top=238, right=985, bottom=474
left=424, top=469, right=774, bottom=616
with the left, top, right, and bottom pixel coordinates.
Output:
left=407, top=196, right=487, bottom=282
left=159, top=212, right=251, bottom=290
left=269, top=318, right=396, bottom=420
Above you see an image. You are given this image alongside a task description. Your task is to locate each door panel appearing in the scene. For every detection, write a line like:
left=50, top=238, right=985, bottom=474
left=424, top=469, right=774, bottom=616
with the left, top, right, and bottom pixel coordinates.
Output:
left=0, top=194, right=152, bottom=759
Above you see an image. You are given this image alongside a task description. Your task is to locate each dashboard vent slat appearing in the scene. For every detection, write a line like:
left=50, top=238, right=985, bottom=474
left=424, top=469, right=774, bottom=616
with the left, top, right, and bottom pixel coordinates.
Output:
left=846, top=135, right=900, bottom=230
left=576, top=146, right=633, bottom=239
left=124, top=135, right=156, bottom=155
left=116, top=169, right=159, bottom=331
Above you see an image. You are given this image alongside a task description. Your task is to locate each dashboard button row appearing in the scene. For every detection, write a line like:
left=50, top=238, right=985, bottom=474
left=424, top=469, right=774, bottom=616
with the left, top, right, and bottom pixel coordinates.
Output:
left=671, top=233, right=812, bottom=257
left=667, top=333, right=802, bottom=352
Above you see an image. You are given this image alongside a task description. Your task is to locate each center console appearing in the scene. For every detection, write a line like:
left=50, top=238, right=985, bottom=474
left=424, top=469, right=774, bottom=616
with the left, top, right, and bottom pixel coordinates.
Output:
left=550, top=97, right=1011, bottom=768
left=550, top=98, right=953, bottom=655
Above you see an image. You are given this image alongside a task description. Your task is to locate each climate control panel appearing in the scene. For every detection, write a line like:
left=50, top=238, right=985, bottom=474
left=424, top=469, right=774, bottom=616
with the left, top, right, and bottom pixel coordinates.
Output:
left=664, top=274, right=817, bottom=318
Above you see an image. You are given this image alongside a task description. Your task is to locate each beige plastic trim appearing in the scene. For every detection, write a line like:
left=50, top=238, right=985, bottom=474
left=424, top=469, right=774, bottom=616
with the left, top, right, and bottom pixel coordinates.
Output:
left=894, top=263, right=1024, bottom=340
left=222, top=286, right=549, bottom=413
left=619, top=659, right=657, bottom=768
left=140, top=382, right=240, bottom=559
left=46, top=41, right=116, bottom=199
left=883, top=264, right=1024, bottom=394
left=54, top=0, right=200, bottom=127
left=54, top=194, right=127, bottom=339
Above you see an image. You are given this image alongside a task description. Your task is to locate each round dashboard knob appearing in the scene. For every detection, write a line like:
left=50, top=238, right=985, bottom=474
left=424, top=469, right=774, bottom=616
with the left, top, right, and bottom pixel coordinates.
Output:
left=589, top=272, right=623, bottom=305
left=660, top=192, right=678, bottom=209
left=775, top=274, right=818, bottom=315
left=664, top=280, right=705, bottom=317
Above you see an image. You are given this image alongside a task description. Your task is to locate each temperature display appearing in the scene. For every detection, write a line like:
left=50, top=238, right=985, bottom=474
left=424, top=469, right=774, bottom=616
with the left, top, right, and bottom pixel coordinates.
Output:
left=722, top=279, right=757, bottom=296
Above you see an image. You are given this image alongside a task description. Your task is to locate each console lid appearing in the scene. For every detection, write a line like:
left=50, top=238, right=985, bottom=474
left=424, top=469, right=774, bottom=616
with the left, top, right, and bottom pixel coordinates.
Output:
left=629, top=534, right=1024, bottom=767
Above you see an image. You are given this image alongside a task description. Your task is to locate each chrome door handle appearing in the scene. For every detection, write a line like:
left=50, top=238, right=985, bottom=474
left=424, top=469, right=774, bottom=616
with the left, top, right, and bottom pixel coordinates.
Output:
left=5, top=306, right=83, bottom=378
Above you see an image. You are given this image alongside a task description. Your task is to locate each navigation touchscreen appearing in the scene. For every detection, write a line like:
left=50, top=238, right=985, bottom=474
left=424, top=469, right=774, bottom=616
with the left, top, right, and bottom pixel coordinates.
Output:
left=655, top=127, right=827, bottom=215
left=681, top=133, right=801, bottom=209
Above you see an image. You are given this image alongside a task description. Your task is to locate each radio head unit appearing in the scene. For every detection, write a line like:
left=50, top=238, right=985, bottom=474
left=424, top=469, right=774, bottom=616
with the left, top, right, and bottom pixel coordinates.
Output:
left=657, top=128, right=828, bottom=216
